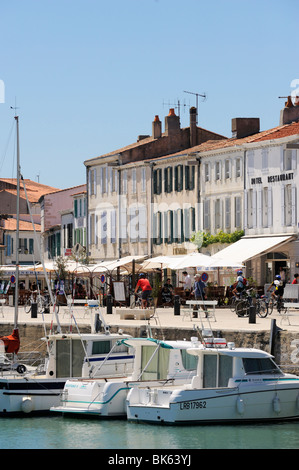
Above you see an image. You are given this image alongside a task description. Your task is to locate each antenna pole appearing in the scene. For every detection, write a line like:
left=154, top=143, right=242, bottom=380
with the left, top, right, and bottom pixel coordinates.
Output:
left=183, top=90, right=206, bottom=125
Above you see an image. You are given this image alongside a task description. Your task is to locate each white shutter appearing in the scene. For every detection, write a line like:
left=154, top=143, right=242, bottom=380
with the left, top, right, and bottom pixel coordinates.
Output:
left=252, top=191, right=257, bottom=228
left=268, top=187, right=273, bottom=227
left=292, top=185, right=297, bottom=226
left=139, top=205, right=147, bottom=240
left=281, top=186, right=285, bottom=226
left=244, top=190, right=248, bottom=228
left=110, top=209, right=116, bottom=243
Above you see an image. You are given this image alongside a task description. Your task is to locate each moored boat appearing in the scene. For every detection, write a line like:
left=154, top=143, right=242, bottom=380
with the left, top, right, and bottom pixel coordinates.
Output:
left=126, top=338, right=299, bottom=424
left=50, top=337, right=200, bottom=418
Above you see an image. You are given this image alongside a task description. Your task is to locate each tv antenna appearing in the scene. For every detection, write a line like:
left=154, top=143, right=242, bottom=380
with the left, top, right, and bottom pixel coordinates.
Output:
left=183, top=90, right=207, bottom=125
left=162, top=99, right=189, bottom=120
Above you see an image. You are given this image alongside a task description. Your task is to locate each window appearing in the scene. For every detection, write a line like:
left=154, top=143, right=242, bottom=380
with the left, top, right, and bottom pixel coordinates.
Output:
left=29, top=238, right=34, bottom=254
left=224, top=159, right=231, bottom=179
left=236, top=158, right=242, bottom=178
left=242, top=357, right=281, bottom=375
left=262, top=149, right=268, bottom=171
left=92, top=340, right=111, bottom=355
left=283, top=149, right=293, bottom=171
left=215, top=161, right=221, bottom=181
left=203, top=354, right=233, bottom=388
left=283, top=184, right=295, bottom=227
left=204, top=163, right=210, bottom=182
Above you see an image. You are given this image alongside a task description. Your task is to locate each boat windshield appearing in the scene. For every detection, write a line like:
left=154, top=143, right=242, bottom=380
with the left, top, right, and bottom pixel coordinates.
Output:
left=243, top=357, right=282, bottom=375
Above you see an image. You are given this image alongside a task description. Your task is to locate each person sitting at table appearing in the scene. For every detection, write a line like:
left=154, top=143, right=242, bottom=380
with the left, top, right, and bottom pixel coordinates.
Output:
left=161, top=278, right=174, bottom=306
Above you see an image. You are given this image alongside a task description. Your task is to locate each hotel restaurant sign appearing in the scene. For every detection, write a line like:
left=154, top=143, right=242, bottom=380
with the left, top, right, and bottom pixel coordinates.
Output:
left=251, top=172, right=294, bottom=185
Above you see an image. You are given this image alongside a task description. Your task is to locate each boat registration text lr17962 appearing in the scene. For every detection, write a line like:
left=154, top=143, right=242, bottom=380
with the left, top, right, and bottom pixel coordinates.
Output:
left=179, top=400, right=207, bottom=410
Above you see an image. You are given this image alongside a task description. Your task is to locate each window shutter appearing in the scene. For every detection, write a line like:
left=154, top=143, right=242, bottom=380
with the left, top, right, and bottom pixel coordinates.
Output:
left=185, top=165, right=190, bottom=190
left=281, top=186, right=285, bottom=226
left=292, top=185, right=297, bottom=226
left=268, top=188, right=273, bottom=227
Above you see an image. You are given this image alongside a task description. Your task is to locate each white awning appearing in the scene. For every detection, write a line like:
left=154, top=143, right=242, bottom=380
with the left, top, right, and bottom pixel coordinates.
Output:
left=211, top=236, right=294, bottom=264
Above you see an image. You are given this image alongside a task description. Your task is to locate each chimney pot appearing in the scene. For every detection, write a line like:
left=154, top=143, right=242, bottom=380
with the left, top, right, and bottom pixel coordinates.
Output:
left=168, top=108, right=176, bottom=116
left=152, top=115, right=162, bottom=139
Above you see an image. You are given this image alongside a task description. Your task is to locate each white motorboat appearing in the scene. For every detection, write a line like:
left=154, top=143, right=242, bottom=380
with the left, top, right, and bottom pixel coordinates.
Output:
left=50, top=337, right=200, bottom=418
left=0, top=115, right=135, bottom=415
left=126, top=337, right=299, bottom=424
left=0, top=325, right=134, bottom=415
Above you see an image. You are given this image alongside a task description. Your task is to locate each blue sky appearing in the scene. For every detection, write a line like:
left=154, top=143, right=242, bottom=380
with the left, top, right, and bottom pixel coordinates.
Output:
left=0, top=0, right=298, bottom=190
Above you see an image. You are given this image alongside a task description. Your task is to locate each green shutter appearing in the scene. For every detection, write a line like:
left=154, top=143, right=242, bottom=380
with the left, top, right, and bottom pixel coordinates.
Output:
left=185, top=165, right=190, bottom=190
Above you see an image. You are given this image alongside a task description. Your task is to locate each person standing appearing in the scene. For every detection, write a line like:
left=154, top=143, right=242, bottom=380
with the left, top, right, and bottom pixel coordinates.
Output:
left=179, top=271, right=192, bottom=299
left=292, top=274, right=298, bottom=284
left=192, top=274, right=207, bottom=318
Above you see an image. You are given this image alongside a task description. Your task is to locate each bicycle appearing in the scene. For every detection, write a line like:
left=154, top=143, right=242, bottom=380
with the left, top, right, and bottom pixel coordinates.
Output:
left=24, top=292, right=47, bottom=314
left=234, top=289, right=256, bottom=317
left=130, top=291, right=154, bottom=309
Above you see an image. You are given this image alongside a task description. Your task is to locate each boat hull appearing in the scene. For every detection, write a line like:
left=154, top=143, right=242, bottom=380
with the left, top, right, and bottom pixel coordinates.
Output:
left=0, top=377, right=66, bottom=415
left=127, top=381, right=299, bottom=424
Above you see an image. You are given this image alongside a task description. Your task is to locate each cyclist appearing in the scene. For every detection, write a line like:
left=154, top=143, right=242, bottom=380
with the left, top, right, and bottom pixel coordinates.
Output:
left=232, top=270, right=247, bottom=297
left=267, top=274, right=285, bottom=300
left=134, top=273, right=152, bottom=309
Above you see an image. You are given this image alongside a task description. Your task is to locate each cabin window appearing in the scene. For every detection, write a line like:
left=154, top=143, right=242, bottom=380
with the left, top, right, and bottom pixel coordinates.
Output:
left=92, top=340, right=111, bottom=355
left=56, top=339, right=86, bottom=378
left=140, top=345, right=170, bottom=380
left=180, top=350, right=198, bottom=371
left=203, top=354, right=233, bottom=388
left=242, top=358, right=281, bottom=375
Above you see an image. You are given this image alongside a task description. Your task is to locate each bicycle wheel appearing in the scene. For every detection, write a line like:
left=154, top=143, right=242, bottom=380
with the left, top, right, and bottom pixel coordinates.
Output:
left=236, top=300, right=249, bottom=317
left=256, top=299, right=268, bottom=318
left=229, top=297, right=237, bottom=312
left=24, top=299, right=31, bottom=314
left=267, top=298, right=274, bottom=315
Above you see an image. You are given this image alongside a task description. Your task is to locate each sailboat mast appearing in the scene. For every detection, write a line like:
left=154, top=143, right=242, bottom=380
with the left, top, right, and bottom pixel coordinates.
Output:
left=14, top=115, right=20, bottom=329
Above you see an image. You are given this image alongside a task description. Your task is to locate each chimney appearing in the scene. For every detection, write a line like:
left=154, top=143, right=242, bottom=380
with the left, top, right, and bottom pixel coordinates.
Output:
left=152, top=115, right=162, bottom=139
left=279, top=96, right=299, bottom=125
left=190, top=106, right=197, bottom=147
left=231, top=117, right=260, bottom=139
left=165, top=108, right=180, bottom=136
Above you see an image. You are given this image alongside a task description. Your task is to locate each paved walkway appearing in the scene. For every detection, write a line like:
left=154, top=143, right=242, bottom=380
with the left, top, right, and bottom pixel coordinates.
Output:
left=1, top=304, right=299, bottom=333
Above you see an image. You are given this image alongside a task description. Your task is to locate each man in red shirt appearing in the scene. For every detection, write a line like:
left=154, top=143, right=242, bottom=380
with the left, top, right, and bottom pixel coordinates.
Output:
left=135, top=274, right=152, bottom=309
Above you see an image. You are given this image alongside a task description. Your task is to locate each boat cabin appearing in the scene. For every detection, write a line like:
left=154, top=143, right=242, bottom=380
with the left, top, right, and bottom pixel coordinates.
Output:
left=44, top=333, right=134, bottom=379
left=188, top=340, right=283, bottom=389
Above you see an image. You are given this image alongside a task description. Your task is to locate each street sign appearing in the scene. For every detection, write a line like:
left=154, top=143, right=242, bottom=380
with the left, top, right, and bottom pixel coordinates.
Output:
left=10, top=275, right=16, bottom=284
left=100, top=274, right=105, bottom=284
left=201, top=272, right=208, bottom=282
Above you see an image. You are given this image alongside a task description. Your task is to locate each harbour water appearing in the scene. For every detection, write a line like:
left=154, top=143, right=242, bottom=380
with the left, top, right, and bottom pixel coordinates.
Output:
left=0, top=416, right=298, bottom=450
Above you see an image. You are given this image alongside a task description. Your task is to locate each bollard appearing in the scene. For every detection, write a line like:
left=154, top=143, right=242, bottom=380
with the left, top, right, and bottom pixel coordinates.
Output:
left=249, top=304, right=256, bottom=323
left=107, top=294, right=113, bottom=314
left=31, top=302, right=38, bottom=319
left=174, top=295, right=180, bottom=316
